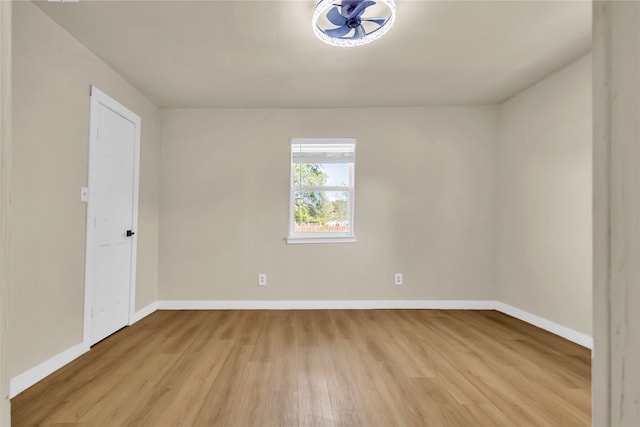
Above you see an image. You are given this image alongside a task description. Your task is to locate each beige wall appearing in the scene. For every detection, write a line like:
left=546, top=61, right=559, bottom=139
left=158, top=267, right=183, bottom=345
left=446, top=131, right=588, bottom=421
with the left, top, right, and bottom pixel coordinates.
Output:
left=159, top=107, right=498, bottom=301
left=593, top=3, right=640, bottom=424
left=0, top=1, right=12, bottom=424
left=9, top=2, right=160, bottom=377
left=496, top=54, right=592, bottom=336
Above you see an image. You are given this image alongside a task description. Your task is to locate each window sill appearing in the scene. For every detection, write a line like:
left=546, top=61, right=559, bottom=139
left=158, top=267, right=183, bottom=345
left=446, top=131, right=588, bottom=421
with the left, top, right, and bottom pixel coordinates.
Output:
left=286, top=236, right=357, bottom=245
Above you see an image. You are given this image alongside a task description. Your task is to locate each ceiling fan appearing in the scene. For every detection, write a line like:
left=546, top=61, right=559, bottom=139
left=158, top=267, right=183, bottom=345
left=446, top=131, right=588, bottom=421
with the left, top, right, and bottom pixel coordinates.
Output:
left=312, top=0, right=396, bottom=47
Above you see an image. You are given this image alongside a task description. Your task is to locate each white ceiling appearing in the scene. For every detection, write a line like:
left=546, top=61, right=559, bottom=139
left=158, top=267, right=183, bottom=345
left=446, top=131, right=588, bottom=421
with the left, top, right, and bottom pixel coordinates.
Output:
left=35, top=0, right=592, bottom=109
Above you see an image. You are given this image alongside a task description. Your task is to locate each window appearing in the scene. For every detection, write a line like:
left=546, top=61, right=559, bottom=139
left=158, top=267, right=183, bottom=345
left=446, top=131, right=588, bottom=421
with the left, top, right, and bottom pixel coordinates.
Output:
left=287, top=138, right=356, bottom=244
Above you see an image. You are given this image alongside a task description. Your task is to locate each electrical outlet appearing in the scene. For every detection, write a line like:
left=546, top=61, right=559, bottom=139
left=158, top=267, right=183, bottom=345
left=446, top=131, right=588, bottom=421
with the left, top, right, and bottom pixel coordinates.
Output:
left=394, top=273, right=403, bottom=286
left=258, top=273, right=267, bottom=286
left=80, top=187, right=89, bottom=202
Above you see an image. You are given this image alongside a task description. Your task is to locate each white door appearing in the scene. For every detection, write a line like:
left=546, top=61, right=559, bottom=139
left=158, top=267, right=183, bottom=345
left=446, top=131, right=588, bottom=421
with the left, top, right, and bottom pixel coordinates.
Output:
left=84, top=86, right=140, bottom=348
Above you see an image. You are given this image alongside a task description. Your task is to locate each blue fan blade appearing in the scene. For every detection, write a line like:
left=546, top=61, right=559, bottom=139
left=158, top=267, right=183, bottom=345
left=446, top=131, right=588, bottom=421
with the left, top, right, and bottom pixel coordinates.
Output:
left=352, top=25, right=365, bottom=39
left=324, top=25, right=353, bottom=38
left=349, top=0, right=376, bottom=18
left=336, top=1, right=358, bottom=17
left=327, top=7, right=347, bottom=26
left=362, top=17, right=386, bottom=27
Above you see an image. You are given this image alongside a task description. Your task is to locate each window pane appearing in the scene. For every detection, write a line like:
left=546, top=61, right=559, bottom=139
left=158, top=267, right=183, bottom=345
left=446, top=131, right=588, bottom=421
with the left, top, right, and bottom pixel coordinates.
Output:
left=293, top=163, right=350, bottom=187
left=294, top=190, right=349, bottom=233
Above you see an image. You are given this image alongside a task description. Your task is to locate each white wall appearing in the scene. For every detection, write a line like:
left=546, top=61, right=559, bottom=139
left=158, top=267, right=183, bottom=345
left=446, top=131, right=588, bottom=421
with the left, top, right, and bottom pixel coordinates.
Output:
left=9, top=2, right=161, bottom=378
left=159, top=107, right=498, bottom=302
left=496, top=54, right=592, bottom=336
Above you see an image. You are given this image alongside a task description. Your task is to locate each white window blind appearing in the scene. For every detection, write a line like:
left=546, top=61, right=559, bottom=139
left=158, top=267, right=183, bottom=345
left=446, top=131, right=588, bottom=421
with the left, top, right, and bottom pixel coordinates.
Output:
left=291, top=141, right=356, bottom=164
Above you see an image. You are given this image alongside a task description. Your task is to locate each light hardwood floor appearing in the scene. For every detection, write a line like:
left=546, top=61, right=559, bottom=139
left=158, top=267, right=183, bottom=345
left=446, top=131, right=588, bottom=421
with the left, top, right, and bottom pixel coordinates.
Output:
left=12, top=310, right=591, bottom=426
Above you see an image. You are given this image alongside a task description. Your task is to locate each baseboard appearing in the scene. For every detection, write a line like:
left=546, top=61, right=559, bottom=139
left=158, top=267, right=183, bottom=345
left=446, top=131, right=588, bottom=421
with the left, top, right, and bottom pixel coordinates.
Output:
left=9, top=343, right=86, bottom=398
left=11, top=302, right=157, bottom=399
left=157, top=299, right=498, bottom=310
left=131, top=301, right=158, bottom=324
left=495, top=302, right=593, bottom=349
left=157, top=299, right=593, bottom=349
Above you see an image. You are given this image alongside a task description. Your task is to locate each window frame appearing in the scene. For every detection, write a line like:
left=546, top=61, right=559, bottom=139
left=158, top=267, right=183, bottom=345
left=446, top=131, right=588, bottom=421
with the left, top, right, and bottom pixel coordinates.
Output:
left=287, top=138, right=357, bottom=244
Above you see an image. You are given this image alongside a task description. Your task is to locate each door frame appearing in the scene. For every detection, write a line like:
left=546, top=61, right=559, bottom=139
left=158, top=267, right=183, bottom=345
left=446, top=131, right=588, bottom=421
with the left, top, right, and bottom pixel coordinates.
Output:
left=83, top=86, right=141, bottom=352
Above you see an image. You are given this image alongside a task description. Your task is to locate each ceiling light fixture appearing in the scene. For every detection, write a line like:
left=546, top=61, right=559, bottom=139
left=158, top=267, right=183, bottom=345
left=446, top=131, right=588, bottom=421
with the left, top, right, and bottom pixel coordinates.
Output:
left=312, top=0, right=396, bottom=47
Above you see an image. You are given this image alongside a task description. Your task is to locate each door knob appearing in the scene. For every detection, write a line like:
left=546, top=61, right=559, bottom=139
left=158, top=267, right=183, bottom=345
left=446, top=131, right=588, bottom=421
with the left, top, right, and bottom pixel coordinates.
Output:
left=126, top=230, right=135, bottom=237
